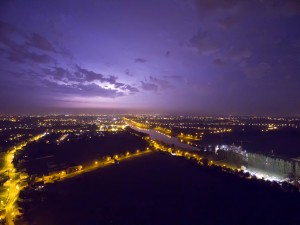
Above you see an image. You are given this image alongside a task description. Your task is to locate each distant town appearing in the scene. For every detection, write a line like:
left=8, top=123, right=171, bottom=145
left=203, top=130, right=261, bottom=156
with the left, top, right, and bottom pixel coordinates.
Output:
left=1, top=114, right=300, bottom=224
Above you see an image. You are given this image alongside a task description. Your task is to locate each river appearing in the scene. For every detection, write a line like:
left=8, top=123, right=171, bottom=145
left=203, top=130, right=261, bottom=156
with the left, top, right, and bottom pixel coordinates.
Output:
left=128, top=125, right=199, bottom=151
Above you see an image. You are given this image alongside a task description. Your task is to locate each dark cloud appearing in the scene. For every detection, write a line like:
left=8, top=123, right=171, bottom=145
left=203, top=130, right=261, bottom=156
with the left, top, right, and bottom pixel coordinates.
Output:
left=0, top=21, right=58, bottom=65
left=149, top=76, right=172, bottom=89
left=26, top=33, right=56, bottom=52
left=125, top=69, right=134, bottom=77
left=243, top=62, right=271, bottom=79
left=0, top=20, right=27, bottom=48
left=106, top=75, right=118, bottom=84
left=25, top=52, right=55, bottom=64
left=262, top=0, right=300, bottom=16
left=75, top=65, right=119, bottom=84
left=190, top=0, right=239, bottom=12
left=213, top=58, right=226, bottom=66
left=57, top=47, right=73, bottom=59
left=7, top=50, right=55, bottom=64
left=141, top=81, right=158, bottom=91
left=76, top=65, right=104, bottom=82
left=217, top=16, right=238, bottom=30
left=42, top=65, right=139, bottom=96
left=139, top=76, right=176, bottom=92
left=165, top=51, right=170, bottom=57
left=7, top=71, right=24, bottom=78
left=190, top=31, right=219, bottom=55
left=228, top=48, right=252, bottom=61
left=190, top=0, right=300, bottom=16
left=0, top=21, right=25, bottom=36
left=43, top=67, right=72, bottom=80
left=135, top=58, right=147, bottom=63
left=110, top=80, right=139, bottom=93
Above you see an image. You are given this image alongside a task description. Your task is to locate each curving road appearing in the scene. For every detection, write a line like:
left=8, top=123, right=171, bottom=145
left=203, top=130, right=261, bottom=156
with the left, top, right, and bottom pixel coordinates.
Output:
left=0, top=134, right=46, bottom=225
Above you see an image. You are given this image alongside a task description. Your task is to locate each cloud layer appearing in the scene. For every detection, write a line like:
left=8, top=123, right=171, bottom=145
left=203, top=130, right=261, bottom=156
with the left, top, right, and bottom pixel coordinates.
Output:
left=0, top=0, right=299, bottom=115
left=0, top=20, right=139, bottom=102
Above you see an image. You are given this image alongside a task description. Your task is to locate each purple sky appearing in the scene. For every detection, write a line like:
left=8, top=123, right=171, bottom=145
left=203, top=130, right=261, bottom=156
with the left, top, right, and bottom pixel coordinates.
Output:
left=0, top=0, right=300, bottom=115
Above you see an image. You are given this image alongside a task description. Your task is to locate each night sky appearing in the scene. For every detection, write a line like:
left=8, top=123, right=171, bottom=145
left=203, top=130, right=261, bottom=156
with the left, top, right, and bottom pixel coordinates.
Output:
left=0, top=0, right=300, bottom=115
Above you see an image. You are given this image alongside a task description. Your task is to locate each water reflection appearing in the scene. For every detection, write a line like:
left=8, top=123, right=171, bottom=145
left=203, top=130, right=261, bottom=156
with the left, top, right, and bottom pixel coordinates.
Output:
left=128, top=125, right=198, bottom=150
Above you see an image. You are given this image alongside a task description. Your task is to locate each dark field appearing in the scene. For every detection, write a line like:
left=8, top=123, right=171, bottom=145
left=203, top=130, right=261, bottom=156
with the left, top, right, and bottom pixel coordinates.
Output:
left=14, top=130, right=148, bottom=175
left=21, top=152, right=300, bottom=225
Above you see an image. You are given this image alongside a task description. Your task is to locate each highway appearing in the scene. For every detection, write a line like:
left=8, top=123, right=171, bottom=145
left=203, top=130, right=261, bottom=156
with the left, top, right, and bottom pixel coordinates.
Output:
left=0, top=133, right=46, bottom=225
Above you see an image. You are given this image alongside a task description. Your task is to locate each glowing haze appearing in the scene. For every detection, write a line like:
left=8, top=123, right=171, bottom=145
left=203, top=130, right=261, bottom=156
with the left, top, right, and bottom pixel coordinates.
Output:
left=0, top=0, right=300, bottom=115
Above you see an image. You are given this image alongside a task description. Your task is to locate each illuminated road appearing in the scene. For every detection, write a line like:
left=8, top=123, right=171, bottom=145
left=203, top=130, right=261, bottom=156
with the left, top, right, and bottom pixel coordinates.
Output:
left=35, top=149, right=153, bottom=185
left=0, top=133, right=46, bottom=225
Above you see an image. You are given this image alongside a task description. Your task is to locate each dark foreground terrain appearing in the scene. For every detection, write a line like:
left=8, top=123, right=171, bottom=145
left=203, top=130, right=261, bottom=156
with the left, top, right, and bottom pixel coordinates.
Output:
left=19, top=152, right=300, bottom=225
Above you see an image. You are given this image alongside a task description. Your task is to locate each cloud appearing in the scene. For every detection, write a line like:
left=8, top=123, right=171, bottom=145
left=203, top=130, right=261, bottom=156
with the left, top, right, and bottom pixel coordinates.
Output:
left=190, top=31, right=219, bottom=55
left=213, top=58, right=226, bottom=66
left=162, top=75, right=182, bottom=79
left=57, top=46, right=73, bottom=59
left=135, top=58, right=147, bottom=63
left=7, top=49, right=55, bottom=64
left=0, top=21, right=58, bottom=64
left=149, top=76, right=172, bottom=89
left=26, top=33, right=56, bottom=52
left=165, top=51, right=170, bottom=57
left=0, top=20, right=24, bottom=35
left=228, top=48, right=252, bottom=61
left=77, top=83, right=124, bottom=97
left=217, top=16, right=238, bottom=30
left=118, top=84, right=139, bottom=93
left=76, top=65, right=105, bottom=82
left=43, top=67, right=72, bottom=80
left=243, top=62, right=271, bottom=79
left=42, top=65, right=139, bottom=96
left=125, top=69, right=134, bottom=77
left=190, top=0, right=300, bottom=16
left=262, top=0, right=300, bottom=16
left=0, top=20, right=139, bottom=101
left=141, top=81, right=158, bottom=91
left=139, top=76, right=174, bottom=92
left=75, top=65, right=120, bottom=85
left=41, top=79, right=123, bottom=98
left=7, top=71, right=24, bottom=78
left=190, top=0, right=239, bottom=12
left=0, top=21, right=27, bottom=48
